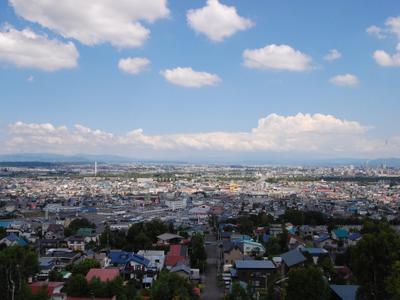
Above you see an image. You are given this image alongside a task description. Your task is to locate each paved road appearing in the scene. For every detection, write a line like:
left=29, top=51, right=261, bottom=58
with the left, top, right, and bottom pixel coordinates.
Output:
left=201, top=233, right=224, bottom=300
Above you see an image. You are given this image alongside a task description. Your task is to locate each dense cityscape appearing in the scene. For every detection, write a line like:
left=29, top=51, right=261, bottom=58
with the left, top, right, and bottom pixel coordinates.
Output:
left=1, top=0, right=399, bottom=299
left=0, top=162, right=400, bottom=299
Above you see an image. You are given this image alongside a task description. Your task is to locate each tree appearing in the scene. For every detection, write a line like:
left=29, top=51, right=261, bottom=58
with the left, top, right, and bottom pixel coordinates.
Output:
left=224, top=282, right=250, bottom=300
left=72, top=259, right=101, bottom=276
left=286, top=265, right=329, bottom=300
left=48, top=269, right=64, bottom=281
left=65, top=218, right=96, bottom=237
left=63, top=274, right=89, bottom=297
left=350, top=223, right=400, bottom=300
left=0, top=246, right=40, bottom=300
left=151, top=271, right=198, bottom=300
left=189, top=234, right=207, bottom=272
left=385, top=261, right=400, bottom=299
left=0, top=227, right=6, bottom=239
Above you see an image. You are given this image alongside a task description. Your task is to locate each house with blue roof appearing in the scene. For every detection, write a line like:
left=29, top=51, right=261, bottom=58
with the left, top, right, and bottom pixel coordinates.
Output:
left=332, top=228, right=349, bottom=241
left=348, top=232, right=362, bottom=246
left=281, top=249, right=306, bottom=273
left=108, top=250, right=151, bottom=282
left=0, top=233, right=28, bottom=247
left=330, top=284, right=359, bottom=300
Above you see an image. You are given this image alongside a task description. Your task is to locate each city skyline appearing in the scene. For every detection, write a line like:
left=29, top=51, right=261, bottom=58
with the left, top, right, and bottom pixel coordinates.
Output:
left=0, top=1, right=399, bottom=160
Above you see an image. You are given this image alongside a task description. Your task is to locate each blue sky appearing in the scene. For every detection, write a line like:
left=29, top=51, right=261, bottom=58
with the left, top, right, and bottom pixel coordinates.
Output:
left=0, top=0, right=399, bottom=160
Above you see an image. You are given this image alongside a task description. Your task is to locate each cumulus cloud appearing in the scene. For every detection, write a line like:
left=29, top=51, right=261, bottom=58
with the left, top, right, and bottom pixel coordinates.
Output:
left=243, top=44, right=313, bottom=71
left=118, top=57, right=150, bottom=75
left=9, top=0, right=169, bottom=48
left=329, top=74, right=359, bottom=87
left=373, top=44, right=400, bottom=67
left=324, top=49, right=342, bottom=61
left=368, top=16, right=400, bottom=67
left=160, top=67, right=221, bottom=88
left=187, top=0, right=253, bottom=42
left=0, top=25, right=78, bottom=71
left=386, top=16, right=400, bottom=39
left=366, top=25, right=386, bottom=39
left=4, top=113, right=399, bottom=157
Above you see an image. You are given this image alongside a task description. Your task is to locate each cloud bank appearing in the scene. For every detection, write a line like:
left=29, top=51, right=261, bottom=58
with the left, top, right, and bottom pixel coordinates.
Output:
left=9, top=0, right=169, bottom=48
left=0, top=25, right=78, bottom=71
left=3, top=113, right=399, bottom=158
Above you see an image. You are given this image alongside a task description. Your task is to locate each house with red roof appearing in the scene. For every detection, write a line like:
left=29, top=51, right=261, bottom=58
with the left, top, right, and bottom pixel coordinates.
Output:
left=85, top=268, right=120, bottom=282
left=165, top=244, right=188, bottom=269
left=29, top=281, right=65, bottom=300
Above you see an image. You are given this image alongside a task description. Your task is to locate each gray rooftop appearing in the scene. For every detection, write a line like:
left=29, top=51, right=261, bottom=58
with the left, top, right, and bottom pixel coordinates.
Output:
left=235, top=260, right=276, bottom=269
left=281, top=249, right=306, bottom=267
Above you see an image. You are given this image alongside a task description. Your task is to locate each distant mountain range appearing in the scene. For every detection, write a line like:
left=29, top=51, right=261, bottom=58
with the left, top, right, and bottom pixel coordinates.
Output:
left=0, top=153, right=399, bottom=167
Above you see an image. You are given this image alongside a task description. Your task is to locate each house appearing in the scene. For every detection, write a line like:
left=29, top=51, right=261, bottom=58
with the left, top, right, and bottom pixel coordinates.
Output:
left=165, top=244, right=188, bottom=269
left=30, top=281, right=65, bottom=300
left=287, top=234, right=306, bottom=250
left=137, top=250, right=165, bottom=271
left=233, top=260, right=276, bottom=289
left=107, top=250, right=151, bottom=281
left=280, top=249, right=306, bottom=273
left=0, top=233, right=28, bottom=247
left=238, top=240, right=266, bottom=257
left=313, top=234, right=334, bottom=249
left=222, top=241, right=244, bottom=265
left=170, top=264, right=200, bottom=281
left=156, top=233, right=183, bottom=245
left=45, top=224, right=65, bottom=240
left=38, top=257, right=56, bottom=280
left=348, top=232, right=361, bottom=246
left=330, top=285, right=359, bottom=300
left=332, top=229, right=349, bottom=241
left=124, top=253, right=151, bottom=280
left=76, top=228, right=96, bottom=237
left=84, top=251, right=109, bottom=268
left=269, top=224, right=283, bottom=237
left=86, top=268, right=120, bottom=282
left=300, top=247, right=329, bottom=264
left=45, top=248, right=81, bottom=268
left=66, top=236, right=86, bottom=251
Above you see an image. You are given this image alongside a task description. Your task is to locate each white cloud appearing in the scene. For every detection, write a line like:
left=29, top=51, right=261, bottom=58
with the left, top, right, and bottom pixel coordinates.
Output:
left=368, top=16, right=400, bottom=67
left=243, top=44, right=313, bottom=71
left=27, top=75, right=34, bottom=82
left=9, top=0, right=169, bottom=48
left=373, top=44, right=400, bottom=67
left=4, top=113, right=399, bottom=158
left=386, top=16, right=400, bottom=39
left=329, top=74, right=359, bottom=87
left=324, top=49, right=342, bottom=61
left=187, top=0, right=253, bottom=42
left=366, top=25, right=386, bottom=39
left=0, top=25, right=78, bottom=71
left=118, top=57, right=150, bottom=75
left=160, top=67, right=221, bottom=88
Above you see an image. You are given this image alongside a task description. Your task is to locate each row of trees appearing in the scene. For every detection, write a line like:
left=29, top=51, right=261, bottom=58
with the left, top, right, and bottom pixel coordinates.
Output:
left=189, top=234, right=207, bottom=272
left=99, top=219, right=172, bottom=251
left=0, top=246, right=42, bottom=300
